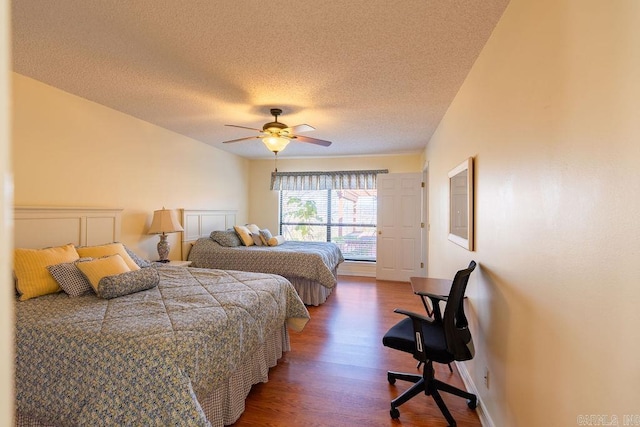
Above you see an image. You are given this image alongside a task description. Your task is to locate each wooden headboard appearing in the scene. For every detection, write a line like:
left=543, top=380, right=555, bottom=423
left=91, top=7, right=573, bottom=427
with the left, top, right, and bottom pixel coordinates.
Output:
left=180, top=209, right=237, bottom=260
left=14, top=206, right=123, bottom=249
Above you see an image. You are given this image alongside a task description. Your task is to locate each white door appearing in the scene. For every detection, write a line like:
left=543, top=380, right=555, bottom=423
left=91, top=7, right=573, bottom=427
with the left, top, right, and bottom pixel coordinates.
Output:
left=376, top=173, right=423, bottom=281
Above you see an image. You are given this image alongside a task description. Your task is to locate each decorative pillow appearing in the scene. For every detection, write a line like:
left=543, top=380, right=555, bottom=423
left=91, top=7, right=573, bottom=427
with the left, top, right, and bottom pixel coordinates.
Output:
left=76, top=242, right=141, bottom=271
left=251, top=233, right=263, bottom=246
left=210, top=230, right=242, bottom=247
left=124, top=245, right=153, bottom=268
left=96, top=267, right=160, bottom=299
left=233, top=225, right=254, bottom=246
left=268, top=235, right=286, bottom=246
left=47, top=257, right=93, bottom=297
left=75, top=254, right=132, bottom=291
left=259, top=229, right=273, bottom=246
left=245, top=223, right=260, bottom=235
left=14, top=243, right=80, bottom=301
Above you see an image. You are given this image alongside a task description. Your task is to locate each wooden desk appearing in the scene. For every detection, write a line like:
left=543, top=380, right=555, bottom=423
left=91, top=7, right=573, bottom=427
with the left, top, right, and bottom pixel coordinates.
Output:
left=409, top=276, right=453, bottom=320
left=410, top=277, right=453, bottom=298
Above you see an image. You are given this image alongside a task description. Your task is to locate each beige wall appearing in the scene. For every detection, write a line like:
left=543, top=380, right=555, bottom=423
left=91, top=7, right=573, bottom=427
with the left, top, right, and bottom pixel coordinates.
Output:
left=425, top=0, right=640, bottom=425
left=1, top=0, right=14, bottom=423
left=248, top=154, right=423, bottom=231
left=12, top=73, right=250, bottom=260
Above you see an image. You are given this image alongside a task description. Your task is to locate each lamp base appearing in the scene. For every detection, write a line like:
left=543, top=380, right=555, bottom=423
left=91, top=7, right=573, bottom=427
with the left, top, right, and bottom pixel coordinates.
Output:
left=157, top=234, right=170, bottom=262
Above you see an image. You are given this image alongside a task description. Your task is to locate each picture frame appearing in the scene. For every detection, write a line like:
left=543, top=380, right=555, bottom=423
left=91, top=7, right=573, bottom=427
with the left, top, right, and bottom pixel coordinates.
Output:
left=448, top=157, right=474, bottom=251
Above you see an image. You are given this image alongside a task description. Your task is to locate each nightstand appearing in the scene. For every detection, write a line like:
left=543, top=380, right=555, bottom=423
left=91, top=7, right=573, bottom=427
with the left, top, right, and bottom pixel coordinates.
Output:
left=161, top=260, right=192, bottom=267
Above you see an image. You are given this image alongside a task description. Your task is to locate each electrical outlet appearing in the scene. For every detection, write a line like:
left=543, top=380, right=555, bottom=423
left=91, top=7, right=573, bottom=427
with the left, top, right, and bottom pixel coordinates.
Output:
left=483, top=367, right=490, bottom=389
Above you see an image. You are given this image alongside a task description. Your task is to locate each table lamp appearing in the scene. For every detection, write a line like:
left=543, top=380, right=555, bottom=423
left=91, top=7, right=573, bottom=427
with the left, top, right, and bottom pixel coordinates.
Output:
left=148, top=208, right=184, bottom=262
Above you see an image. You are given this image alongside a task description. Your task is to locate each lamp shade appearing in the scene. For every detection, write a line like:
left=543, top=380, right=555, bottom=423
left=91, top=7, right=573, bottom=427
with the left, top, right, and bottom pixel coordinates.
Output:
left=148, top=208, right=184, bottom=235
left=262, top=136, right=290, bottom=153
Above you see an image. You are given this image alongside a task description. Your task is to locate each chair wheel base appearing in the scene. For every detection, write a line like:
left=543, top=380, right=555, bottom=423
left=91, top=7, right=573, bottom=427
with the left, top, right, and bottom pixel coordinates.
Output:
left=387, top=372, right=396, bottom=385
left=467, top=397, right=477, bottom=409
left=390, top=407, right=400, bottom=419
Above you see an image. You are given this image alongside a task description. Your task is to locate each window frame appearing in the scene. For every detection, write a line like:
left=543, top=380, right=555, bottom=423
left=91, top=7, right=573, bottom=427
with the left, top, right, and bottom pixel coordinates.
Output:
left=279, top=189, right=377, bottom=262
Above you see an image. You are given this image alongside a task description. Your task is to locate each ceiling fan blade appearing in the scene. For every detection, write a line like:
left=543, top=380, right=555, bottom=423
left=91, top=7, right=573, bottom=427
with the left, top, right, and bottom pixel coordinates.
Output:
left=222, top=136, right=261, bottom=144
left=225, top=124, right=263, bottom=132
left=286, top=124, right=315, bottom=133
left=293, top=135, right=332, bottom=147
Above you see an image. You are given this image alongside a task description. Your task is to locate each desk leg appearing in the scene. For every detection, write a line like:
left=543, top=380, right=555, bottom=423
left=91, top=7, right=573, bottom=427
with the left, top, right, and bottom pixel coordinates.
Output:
left=420, top=296, right=433, bottom=317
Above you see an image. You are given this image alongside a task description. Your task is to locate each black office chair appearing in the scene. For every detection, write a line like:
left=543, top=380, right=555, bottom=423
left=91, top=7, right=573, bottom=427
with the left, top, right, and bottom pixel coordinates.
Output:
left=382, top=261, right=477, bottom=427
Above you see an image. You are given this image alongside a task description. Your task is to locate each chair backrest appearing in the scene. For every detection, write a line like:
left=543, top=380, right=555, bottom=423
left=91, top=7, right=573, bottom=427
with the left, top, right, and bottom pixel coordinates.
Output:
left=443, top=260, right=476, bottom=361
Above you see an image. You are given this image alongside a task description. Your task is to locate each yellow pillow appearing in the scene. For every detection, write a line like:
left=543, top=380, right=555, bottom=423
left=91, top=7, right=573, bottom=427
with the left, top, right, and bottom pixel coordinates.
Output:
left=233, top=225, right=254, bottom=246
left=76, top=243, right=140, bottom=271
left=14, top=243, right=80, bottom=301
left=75, top=254, right=131, bottom=291
left=268, top=235, right=286, bottom=246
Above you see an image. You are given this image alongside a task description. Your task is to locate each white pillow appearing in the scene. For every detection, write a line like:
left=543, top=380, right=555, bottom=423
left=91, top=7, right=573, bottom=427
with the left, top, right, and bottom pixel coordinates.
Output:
left=246, top=223, right=260, bottom=235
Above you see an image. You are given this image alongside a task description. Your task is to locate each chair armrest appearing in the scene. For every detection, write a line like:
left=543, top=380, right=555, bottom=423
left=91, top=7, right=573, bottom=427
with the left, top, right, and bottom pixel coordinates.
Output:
left=393, top=308, right=435, bottom=361
left=393, top=308, right=432, bottom=323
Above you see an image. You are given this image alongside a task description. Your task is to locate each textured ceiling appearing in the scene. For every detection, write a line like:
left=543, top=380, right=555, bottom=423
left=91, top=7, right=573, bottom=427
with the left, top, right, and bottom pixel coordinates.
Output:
left=12, top=1, right=509, bottom=159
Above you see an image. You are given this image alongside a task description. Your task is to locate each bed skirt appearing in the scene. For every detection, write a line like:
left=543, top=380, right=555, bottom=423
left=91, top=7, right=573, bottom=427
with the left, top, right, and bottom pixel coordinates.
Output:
left=199, top=325, right=290, bottom=426
left=15, top=325, right=291, bottom=427
left=289, top=277, right=334, bottom=306
left=287, top=266, right=338, bottom=306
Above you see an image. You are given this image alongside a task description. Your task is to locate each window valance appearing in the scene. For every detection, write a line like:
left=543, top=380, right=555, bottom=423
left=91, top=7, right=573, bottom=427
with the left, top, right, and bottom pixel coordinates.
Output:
left=270, top=169, right=389, bottom=191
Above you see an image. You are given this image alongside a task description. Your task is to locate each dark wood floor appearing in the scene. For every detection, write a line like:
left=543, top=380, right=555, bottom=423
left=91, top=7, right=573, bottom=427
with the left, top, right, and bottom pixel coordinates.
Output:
left=233, top=276, right=482, bottom=427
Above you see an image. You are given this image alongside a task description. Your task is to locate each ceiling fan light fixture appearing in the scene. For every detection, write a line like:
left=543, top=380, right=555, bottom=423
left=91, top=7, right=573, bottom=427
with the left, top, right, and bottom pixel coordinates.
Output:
left=222, top=107, right=332, bottom=151
left=262, top=135, right=290, bottom=153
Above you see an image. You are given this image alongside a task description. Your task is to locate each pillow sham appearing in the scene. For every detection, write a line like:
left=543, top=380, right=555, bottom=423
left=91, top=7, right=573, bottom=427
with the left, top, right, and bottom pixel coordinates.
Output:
left=233, top=225, right=254, bottom=246
left=210, top=230, right=242, bottom=247
left=14, top=243, right=80, bottom=301
left=259, top=229, right=273, bottom=246
left=76, top=242, right=141, bottom=271
left=47, top=257, right=93, bottom=297
left=75, top=254, right=132, bottom=291
left=268, top=235, right=286, bottom=246
left=96, top=267, right=160, bottom=299
left=123, top=245, right=152, bottom=268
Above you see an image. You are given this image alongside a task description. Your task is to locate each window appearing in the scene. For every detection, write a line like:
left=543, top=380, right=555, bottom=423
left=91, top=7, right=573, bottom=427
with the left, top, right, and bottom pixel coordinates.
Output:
left=279, top=189, right=377, bottom=261
left=272, top=169, right=387, bottom=262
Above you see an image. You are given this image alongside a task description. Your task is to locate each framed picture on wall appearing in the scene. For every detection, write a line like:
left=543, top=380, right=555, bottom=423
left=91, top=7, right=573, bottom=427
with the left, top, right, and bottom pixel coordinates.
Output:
left=448, top=157, right=474, bottom=251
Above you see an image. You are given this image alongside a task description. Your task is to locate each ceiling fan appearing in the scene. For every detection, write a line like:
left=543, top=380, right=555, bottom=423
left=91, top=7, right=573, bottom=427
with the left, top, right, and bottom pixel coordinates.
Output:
left=222, top=108, right=332, bottom=154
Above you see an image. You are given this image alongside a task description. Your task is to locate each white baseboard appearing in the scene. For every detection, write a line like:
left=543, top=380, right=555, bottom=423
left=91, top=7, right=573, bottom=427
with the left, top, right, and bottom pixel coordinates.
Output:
left=456, top=361, right=496, bottom=427
left=337, top=261, right=376, bottom=277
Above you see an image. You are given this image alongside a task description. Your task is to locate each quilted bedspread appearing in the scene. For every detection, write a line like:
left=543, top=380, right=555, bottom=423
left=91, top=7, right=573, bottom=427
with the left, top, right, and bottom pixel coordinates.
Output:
left=188, top=239, right=344, bottom=289
left=15, top=265, right=309, bottom=426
